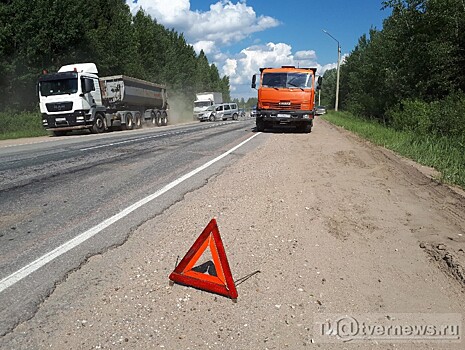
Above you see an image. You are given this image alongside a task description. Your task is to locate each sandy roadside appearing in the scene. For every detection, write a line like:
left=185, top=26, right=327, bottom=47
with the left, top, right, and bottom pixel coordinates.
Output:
left=2, top=119, right=465, bottom=349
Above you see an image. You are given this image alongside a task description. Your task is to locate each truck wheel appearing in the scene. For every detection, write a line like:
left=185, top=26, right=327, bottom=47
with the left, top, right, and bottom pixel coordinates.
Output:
left=232, top=113, right=238, bottom=121
left=155, top=111, right=162, bottom=126
left=301, top=124, right=312, bottom=133
left=256, top=119, right=265, bottom=132
left=161, top=111, right=168, bottom=126
left=134, top=112, right=142, bottom=129
left=150, top=110, right=157, bottom=127
left=123, top=113, right=134, bottom=130
left=91, top=114, right=106, bottom=134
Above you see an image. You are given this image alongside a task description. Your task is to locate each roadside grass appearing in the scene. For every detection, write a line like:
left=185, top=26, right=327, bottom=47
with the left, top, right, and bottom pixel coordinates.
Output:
left=0, top=111, right=48, bottom=140
left=322, top=111, right=465, bottom=189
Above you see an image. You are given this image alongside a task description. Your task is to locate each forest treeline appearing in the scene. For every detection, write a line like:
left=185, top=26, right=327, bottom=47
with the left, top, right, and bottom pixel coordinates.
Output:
left=0, top=0, right=230, bottom=112
left=321, top=0, right=465, bottom=140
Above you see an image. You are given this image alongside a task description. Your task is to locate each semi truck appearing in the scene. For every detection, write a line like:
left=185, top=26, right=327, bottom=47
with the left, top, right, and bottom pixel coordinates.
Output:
left=193, top=92, right=223, bottom=120
left=251, top=66, right=322, bottom=133
left=38, top=63, right=169, bottom=136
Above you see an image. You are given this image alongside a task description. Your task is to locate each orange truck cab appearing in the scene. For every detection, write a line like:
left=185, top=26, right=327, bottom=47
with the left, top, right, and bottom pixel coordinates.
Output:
left=251, top=66, right=321, bottom=133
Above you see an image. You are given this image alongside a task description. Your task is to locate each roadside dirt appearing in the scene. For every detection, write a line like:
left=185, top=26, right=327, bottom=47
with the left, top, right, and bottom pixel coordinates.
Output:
left=2, top=119, right=465, bottom=349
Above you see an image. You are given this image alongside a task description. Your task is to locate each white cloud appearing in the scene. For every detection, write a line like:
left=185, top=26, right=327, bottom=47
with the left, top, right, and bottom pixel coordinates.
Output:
left=217, top=43, right=338, bottom=98
left=128, top=0, right=190, bottom=25
left=294, top=50, right=317, bottom=60
left=223, top=58, right=237, bottom=77
left=126, top=1, right=338, bottom=99
left=192, top=41, right=216, bottom=55
left=128, top=0, right=280, bottom=49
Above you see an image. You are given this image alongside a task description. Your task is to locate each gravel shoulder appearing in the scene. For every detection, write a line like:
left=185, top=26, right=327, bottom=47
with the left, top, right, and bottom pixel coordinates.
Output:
left=2, top=119, right=465, bottom=349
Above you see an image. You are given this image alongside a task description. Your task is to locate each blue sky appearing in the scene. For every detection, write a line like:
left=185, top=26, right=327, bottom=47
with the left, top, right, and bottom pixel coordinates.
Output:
left=128, top=1, right=391, bottom=98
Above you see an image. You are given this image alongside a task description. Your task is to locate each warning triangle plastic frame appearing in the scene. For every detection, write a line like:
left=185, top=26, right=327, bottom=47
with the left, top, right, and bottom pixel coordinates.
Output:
left=169, top=218, right=238, bottom=300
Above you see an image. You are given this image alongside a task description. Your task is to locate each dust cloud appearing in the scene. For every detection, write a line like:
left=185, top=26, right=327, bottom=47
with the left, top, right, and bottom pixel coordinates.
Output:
left=168, top=93, right=196, bottom=125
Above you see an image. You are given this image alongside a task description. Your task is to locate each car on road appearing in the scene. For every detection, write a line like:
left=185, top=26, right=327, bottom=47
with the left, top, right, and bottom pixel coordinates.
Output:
left=315, top=106, right=326, bottom=115
left=197, top=103, right=239, bottom=122
left=250, top=107, right=257, bottom=118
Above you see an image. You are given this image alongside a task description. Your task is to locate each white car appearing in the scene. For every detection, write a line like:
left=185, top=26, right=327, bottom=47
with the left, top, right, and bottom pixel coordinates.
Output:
left=315, top=106, right=326, bottom=115
left=198, top=105, right=216, bottom=122
left=198, top=103, right=239, bottom=122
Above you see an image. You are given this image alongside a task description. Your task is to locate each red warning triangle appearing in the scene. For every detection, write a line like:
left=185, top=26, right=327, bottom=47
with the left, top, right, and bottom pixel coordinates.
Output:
left=169, top=218, right=238, bottom=300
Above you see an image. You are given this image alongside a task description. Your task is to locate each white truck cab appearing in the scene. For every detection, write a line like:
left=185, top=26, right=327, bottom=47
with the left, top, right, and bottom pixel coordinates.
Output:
left=38, top=63, right=105, bottom=135
left=39, top=62, right=170, bottom=136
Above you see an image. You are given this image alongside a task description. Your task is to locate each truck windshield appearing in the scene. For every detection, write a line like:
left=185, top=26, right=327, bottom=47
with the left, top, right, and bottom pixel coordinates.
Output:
left=40, top=78, right=78, bottom=96
left=262, top=72, right=311, bottom=89
left=194, top=101, right=212, bottom=108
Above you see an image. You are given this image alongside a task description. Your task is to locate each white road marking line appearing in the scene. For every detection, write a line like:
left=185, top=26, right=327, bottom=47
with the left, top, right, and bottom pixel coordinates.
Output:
left=80, top=134, right=163, bottom=151
left=80, top=122, right=237, bottom=151
left=0, top=139, right=61, bottom=149
left=0, top=132, right=261, bottom=293
left=1, top=122, right=235, bottom=150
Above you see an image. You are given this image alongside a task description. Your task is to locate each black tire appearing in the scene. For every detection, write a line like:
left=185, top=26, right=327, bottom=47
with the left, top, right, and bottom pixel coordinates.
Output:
left=155, top=111, right=162, bottom=126
left=161, top=111, right=168, bottom=126
left=52, top=130, right=67, bottom=136
left=134, top=112, right=142, bottom=129
left=232, top=113, right=238, bottom=121
left=303, top=125, right=312, bottom=133
left=91, top=114, right=106, bottom=134
left=123, top=113, right=133, bottom=130
left=256, top=119, right=265, bottom=132
left=209, top=114, right=215, bottom=122
left=150, top=110, right=157, bottom=127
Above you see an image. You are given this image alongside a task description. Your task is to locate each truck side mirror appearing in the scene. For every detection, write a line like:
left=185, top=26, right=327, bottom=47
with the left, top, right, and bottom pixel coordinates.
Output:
left=81, top=78, right=95, bottom=94
left=251, top=75, right=257, bottom=89
left=317, top=76, right=323, bottom=90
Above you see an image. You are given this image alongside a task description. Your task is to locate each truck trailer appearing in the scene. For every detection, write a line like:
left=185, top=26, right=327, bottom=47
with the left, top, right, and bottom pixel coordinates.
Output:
left=38, top=63, right=169, bottom=136
left=193, top=92, right=223, bottom=120
left=251, top=66, right=322, bottom=133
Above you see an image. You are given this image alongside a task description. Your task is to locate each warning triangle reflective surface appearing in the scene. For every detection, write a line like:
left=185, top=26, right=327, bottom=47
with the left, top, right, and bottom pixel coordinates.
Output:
left=169, top=218, right=238, bottom=300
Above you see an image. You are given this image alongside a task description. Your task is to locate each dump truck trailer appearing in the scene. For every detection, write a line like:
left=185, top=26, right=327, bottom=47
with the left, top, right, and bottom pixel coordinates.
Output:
left=38, top=63, right=169, bottom=136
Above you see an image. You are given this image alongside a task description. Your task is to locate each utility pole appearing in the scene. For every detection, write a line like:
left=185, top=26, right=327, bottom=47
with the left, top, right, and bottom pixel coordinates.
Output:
left=323, top=30, right=341, bottom=112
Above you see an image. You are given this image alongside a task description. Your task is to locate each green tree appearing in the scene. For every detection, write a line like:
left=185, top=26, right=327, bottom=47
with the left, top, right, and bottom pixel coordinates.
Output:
left=85, top=0, right=139, bottom=76
left=0, top=0, right=231, bottom=112
left=220, top=75, right=231, bottom=101
left=337, top=0, right=465, bottom=135
left=321, top=68, right=336, bottom=110
left=246, top=97, right=258, bottom=109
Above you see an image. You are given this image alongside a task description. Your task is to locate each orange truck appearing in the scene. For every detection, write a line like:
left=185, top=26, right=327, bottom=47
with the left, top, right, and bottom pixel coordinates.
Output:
left=251, top=66, right=321, bottom=133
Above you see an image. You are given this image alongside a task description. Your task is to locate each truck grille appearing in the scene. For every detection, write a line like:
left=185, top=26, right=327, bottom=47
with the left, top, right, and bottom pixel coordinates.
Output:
left=263, top=102, right=301, bottom=110
left=46, top=102, right=73, bottom=112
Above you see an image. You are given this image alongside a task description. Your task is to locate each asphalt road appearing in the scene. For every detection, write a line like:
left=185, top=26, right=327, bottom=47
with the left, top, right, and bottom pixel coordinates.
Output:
left=1, top=119, right=465, bottom=349
left=0, top=118, right=262, bottom=336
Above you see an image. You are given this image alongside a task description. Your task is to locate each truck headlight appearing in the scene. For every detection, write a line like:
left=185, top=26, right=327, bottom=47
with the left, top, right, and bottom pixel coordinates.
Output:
left=303, top=114, right=310, bottom=119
